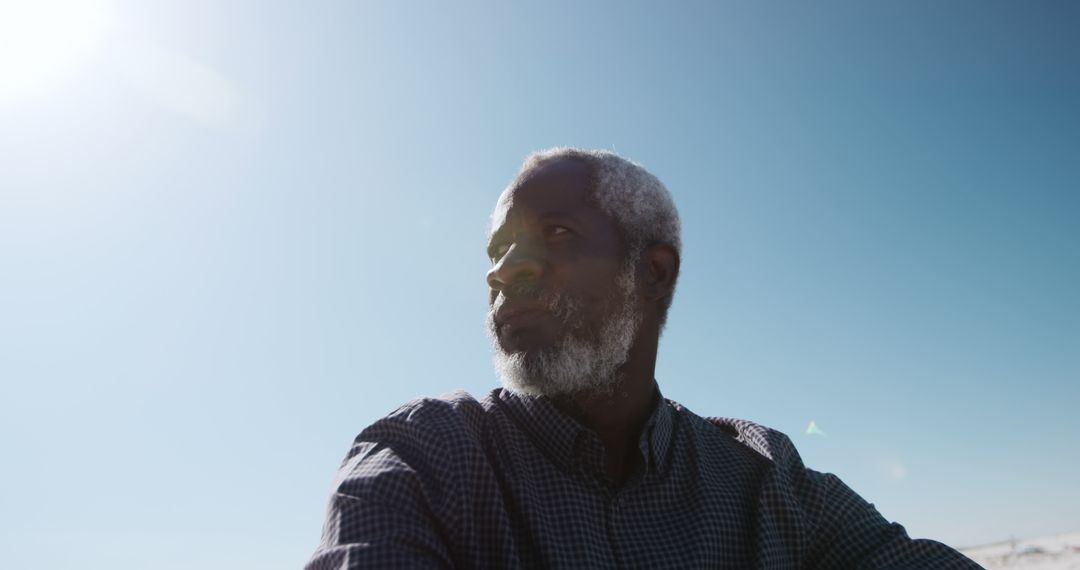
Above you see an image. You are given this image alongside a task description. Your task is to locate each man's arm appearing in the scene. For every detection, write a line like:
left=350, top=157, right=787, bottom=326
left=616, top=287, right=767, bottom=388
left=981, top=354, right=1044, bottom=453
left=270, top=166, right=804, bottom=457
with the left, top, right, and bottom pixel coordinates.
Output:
left=305, top=402, right=460, bottom=570
left=763, top=429, right=983, bottom=569
left=794, top=467, right=982, bottom=569
left=711, top=417, right=981, bottom=568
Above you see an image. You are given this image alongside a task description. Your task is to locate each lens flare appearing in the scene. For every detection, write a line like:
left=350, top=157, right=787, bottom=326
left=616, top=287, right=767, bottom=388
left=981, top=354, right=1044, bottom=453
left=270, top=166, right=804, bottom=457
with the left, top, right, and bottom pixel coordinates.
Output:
left=805, top=420, right=827, bottom=437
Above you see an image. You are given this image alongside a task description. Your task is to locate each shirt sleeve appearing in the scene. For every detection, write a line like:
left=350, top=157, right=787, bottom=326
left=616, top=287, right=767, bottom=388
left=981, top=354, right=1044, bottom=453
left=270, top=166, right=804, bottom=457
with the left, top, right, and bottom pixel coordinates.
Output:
left=756, top=428, right=984, bottom=569
left=305, top=401, right=461, bottom=570
left=798, top=468, right=982, bottom=569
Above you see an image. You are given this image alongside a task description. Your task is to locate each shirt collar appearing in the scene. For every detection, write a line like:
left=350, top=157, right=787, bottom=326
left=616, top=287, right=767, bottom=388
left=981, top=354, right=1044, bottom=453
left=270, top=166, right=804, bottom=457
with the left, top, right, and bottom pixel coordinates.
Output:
left=643, top=392, right=673, bottom=473
left=496, top=383, right=675, bottom=477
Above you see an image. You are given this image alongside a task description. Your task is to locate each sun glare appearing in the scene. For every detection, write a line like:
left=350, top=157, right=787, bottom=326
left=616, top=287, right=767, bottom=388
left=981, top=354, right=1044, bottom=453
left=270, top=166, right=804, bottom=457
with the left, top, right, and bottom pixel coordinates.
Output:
left=0, top=0, right=108, bottom=97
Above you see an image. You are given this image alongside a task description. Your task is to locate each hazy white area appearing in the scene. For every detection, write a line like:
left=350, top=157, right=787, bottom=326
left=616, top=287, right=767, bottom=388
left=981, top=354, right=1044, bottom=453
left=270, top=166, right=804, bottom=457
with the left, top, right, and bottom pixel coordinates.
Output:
left=962, top=532, right=1080, bottom=570
left=0, top=0, right=109, bottom=98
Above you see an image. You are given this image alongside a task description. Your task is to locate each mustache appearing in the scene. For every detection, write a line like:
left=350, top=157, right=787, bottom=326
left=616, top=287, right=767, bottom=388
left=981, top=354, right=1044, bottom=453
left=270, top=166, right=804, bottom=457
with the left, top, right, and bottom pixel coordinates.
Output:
left=489, top=283, right=582, bottom=326
left=492, top=281, right=553, bottom=311
left=502, top=280, right=543, bottom=299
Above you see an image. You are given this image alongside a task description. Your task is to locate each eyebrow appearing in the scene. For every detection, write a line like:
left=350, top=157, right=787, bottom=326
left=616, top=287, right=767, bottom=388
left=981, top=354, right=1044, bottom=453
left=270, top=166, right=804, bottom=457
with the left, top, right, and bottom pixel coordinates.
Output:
left=487, top=210, right=586, bottom=250
left=487, top=227, right=508, bottom=248
left=537, top=211, right=583, bottom=225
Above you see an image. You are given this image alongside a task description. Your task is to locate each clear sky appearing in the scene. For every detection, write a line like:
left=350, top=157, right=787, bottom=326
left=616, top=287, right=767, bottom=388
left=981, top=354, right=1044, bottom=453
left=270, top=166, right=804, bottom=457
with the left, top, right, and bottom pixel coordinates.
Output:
left=1, top=1, right=1077, bottom=568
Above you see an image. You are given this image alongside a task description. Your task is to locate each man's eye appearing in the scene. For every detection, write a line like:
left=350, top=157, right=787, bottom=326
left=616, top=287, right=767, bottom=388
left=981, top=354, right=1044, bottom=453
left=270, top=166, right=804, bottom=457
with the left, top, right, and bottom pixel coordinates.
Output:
left=547, top=225, right=571, bottom=237
left=490, top=243, right=510, bottom=260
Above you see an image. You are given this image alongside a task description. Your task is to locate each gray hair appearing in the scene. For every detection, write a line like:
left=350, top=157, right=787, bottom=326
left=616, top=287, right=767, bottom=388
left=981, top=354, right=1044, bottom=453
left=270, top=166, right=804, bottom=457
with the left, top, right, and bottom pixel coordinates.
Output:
left=512, top=147, right=682, bottom=321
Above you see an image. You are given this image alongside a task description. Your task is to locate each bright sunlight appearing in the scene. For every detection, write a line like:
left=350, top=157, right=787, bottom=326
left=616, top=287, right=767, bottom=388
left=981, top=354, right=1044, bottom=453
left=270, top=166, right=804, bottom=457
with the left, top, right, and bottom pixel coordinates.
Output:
left=0, top=0, right=108, bottom=97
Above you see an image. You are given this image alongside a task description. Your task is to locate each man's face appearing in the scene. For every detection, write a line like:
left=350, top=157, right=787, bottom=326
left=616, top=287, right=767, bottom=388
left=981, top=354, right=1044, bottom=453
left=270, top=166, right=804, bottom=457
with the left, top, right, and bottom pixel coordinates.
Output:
left=485, top=159, right=642, bottom=397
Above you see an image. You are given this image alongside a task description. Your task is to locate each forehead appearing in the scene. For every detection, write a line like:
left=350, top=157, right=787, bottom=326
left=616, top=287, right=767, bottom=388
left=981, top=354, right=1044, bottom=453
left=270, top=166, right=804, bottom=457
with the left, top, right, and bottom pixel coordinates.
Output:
left=491, top=158, right=606, bottom=232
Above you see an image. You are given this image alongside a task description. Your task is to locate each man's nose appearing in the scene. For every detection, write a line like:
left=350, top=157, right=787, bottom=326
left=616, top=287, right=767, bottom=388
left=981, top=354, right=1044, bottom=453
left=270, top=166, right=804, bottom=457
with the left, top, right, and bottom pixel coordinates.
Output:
left=486, top=243, right=544, bottom=292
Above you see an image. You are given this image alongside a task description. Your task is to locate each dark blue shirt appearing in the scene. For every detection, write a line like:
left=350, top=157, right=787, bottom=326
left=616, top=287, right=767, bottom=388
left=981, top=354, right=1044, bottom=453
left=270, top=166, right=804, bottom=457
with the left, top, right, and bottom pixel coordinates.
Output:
left=307, top=387, right=981, bottom=568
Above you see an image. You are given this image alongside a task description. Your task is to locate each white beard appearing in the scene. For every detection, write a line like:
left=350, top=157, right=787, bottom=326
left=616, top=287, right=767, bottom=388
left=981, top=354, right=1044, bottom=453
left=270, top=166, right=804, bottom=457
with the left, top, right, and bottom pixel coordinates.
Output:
left=486, top=260, right=642, bottom=398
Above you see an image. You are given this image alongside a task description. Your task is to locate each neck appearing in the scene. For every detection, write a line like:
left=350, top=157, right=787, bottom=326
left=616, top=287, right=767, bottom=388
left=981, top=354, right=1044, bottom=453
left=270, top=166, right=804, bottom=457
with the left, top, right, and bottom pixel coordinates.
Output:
left=551, top=327, right=660, bottom=484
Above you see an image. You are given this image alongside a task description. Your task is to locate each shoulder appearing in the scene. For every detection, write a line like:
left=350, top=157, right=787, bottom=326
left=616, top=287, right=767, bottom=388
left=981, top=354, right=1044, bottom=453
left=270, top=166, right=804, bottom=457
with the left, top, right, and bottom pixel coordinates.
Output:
left=348, top=389, right=497, bottom=458
left=668, top=400, right=804, bottom=469
left=332, top=390, right=500, bottom=503
left=372, top=389, right=490, bottom=428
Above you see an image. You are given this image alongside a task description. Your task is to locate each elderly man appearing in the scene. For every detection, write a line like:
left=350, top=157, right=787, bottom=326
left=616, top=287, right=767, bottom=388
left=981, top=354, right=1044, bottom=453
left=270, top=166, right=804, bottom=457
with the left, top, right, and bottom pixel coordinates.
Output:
left=307, top=149, right=980, bottom=568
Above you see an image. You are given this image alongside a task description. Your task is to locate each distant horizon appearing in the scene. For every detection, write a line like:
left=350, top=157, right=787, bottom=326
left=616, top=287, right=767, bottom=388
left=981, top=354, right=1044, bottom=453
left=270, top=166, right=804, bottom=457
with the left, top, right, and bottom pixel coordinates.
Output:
left=961, top=529, right=1080, bottom=569
left=961, top=529, right=1080, bottom=549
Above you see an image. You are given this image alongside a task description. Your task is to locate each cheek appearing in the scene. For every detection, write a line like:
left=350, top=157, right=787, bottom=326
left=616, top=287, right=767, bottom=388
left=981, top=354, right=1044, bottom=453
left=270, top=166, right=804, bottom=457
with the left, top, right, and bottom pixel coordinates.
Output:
left=553, top=281, right=620, bottom=328
left=547, top=254, right=627, bottom=316
left=572, top=270, right=623, bottom=303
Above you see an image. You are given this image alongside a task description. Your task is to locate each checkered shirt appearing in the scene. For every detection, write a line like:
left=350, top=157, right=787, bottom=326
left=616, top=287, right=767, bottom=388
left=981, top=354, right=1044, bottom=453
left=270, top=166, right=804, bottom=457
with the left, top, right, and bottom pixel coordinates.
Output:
left=306, top=388, right=982, bottom=569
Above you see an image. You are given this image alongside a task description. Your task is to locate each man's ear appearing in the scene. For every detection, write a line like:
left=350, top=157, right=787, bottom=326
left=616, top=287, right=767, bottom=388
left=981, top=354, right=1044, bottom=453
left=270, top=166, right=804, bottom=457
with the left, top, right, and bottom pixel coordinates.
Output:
left=640, top=243, right=679, bottom=303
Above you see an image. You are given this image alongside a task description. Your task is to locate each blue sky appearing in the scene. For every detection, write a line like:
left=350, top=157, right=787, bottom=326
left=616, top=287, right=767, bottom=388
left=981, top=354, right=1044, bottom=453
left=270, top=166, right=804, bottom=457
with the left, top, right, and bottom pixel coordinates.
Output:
left=1, top=1, right=1077, bottom=567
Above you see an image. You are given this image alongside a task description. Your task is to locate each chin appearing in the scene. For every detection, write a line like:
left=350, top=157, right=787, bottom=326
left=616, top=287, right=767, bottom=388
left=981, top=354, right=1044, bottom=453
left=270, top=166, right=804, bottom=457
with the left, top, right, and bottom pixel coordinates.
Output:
left=492, top=333, right=626, bottom=399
